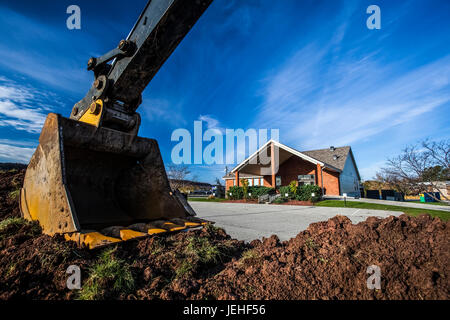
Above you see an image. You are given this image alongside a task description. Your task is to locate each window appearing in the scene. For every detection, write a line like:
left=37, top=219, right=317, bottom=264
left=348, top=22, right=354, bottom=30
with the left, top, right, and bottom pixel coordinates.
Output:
left=298, top=174, right=315, bottom=185
left=249, top=179, right=253, bottom=186
left=254, top=178, right=260, bottom=186
left=276, top=176, right=282, bottom=186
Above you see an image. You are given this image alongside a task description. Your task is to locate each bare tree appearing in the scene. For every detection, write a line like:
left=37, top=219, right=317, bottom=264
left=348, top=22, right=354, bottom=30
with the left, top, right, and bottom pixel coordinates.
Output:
left=166, top=164, right=191, bottom=191
left=376, top=139, right=449, bottom=201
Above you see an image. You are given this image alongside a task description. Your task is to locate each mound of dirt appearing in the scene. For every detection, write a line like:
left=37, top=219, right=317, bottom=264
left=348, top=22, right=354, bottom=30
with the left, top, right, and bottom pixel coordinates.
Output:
left=0, top=168, right=448, bottom=300
left=194, top=214, right=449, bottom=300
left=0, top=168, right=25, bottom=220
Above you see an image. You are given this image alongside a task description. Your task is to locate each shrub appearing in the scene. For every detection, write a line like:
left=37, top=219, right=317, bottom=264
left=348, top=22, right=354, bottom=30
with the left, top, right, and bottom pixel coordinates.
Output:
left=296, top=184, right=322, bottom=202
left=289, top=181, right=298, bottom=195
left=279, top=186, right=292, bottom=199
left=240, top=179, right=249, bottom=199
left=272, top=197, right=287, bottom=204
left=248, top=186, right=275, bottom=199
left=228, top=186, right=274, bottom=200
left=228, top=186, right=243, bottom=200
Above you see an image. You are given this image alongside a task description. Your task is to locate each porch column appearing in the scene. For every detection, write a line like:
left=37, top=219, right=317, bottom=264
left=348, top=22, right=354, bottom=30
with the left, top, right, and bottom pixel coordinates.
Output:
left=271, top=142, right=276, bottom=187
left=316, top=164, right=323, bottom=188
left=235, top=171, right=239, bottom=187
left=316, top=163, right=324, bottom=195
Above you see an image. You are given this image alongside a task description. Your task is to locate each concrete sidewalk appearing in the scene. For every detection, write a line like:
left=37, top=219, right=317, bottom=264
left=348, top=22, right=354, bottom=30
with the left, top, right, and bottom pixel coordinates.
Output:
left=190, top=202, right=401, bottom=242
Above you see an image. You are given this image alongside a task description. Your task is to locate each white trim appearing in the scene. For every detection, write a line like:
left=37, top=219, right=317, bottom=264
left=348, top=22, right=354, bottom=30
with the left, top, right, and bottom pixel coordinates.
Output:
left=223, top=175, right=263, bottom=180
left=230, top=139, right=326, bottom=173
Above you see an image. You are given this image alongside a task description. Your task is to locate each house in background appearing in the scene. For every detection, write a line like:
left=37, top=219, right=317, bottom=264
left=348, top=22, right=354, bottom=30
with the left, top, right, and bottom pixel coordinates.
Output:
left=223, top=140, right=361, bottom=197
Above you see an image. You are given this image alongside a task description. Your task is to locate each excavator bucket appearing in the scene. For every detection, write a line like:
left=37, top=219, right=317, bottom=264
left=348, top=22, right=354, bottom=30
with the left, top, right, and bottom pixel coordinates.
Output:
left=20, top=113, right=208, bottom=249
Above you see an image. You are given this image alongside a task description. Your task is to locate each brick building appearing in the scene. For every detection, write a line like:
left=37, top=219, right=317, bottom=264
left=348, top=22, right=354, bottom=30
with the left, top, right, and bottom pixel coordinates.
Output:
left=223, top=140, right=361, bottom=197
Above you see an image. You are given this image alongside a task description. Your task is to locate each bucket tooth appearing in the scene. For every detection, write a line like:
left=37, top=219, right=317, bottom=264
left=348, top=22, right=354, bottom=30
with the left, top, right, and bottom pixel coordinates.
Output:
left=65, top=231, right=121, bottom=249
left=119, top=229, right=148, bottom=241
left=185, top=217, right=210, bottom=225
left=147, top=228, right=167, bottom=235
left=101, top=226, right=124, bottom=238
left=170, top=218, right=201, bottom=228
left=128, top=223, right=167, bottom=235
left=101, top=226, right=148, bottom=240
left=128, top=223, right=149, bottom=232
left=152, top=220, right=186, bottom=231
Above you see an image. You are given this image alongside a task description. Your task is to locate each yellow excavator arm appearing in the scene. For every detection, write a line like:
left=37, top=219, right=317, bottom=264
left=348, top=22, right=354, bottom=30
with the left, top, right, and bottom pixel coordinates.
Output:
left=20, top=0, right=213, bottom=249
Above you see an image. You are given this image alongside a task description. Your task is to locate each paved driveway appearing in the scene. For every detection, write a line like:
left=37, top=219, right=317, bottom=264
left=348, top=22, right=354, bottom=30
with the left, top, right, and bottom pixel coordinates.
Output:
left=190, top=202, right=401, bottom=242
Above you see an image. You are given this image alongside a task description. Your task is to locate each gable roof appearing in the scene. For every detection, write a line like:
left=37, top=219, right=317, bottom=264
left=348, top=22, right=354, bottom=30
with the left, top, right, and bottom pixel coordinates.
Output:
left=226, top=140, right=344, bottom=177
left=222, top=140, right=363, bottom=180
left=302, top=146, right=350, bottom=171
left=303, top=146, right=361, bottom=180
left=230, top=140, right=327, bottom=174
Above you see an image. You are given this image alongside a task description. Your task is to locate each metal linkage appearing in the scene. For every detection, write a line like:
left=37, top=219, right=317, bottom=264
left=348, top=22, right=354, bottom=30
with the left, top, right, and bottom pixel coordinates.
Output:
left=71, top=0, right=213, bottom=134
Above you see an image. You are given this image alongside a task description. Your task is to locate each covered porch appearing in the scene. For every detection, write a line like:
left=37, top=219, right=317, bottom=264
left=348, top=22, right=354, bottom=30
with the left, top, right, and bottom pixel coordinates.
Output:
left=229, top=140, right=342, bottom=195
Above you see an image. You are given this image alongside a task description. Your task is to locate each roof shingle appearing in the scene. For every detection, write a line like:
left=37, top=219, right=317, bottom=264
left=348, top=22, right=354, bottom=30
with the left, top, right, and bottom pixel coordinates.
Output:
left=302, top=146, right=351, bottom=171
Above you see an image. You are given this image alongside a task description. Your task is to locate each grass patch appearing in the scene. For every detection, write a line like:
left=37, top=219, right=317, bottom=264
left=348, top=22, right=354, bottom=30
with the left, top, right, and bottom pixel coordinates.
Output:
left=6, top=263, right=17, bottom=277
left=315, top=200, right=450, bottom=221
left=0, top=217, right=41, bottom=242
left=408, top=200, right=450, bottom=206
left=186, top=237, right=221, bottom=265
left=39, top=243, right=72, bottom=269
left=305, top=238, right=317, bottom=250
left=78, top=247, right=134, bottom=300
left=148, top=238, right=165, bottom=255
left=8, top=189, right=20, bottom=201
left=239, top=249, right=260, bottom=265
left=175, top=260, right=194, bottom=278
left=175, top=236, right=222, bottom=279
left=204, top=223, right=225, bottom=234
left=0, top=217, right=26, bottom=231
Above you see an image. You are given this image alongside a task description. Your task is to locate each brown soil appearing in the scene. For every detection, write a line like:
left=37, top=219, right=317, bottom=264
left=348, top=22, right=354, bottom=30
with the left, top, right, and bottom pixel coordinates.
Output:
left=0, top=168, right=25, bottom=220
left=193, top=215, right=449, bottom=300
left=0, top=169, right=448, bottom=300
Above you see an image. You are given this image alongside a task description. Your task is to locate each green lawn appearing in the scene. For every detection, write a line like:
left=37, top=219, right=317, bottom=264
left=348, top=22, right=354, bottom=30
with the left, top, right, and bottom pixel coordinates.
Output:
left=188, top=197, right=226, bottom=202
left=315, top=200, right=450, bottom=221
left=408, top=200, right=450, bottom=206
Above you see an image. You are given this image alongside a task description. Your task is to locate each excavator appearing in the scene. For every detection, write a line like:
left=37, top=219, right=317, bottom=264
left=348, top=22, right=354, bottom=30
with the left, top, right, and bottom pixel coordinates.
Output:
left=19, top=0, right=214, bottom=249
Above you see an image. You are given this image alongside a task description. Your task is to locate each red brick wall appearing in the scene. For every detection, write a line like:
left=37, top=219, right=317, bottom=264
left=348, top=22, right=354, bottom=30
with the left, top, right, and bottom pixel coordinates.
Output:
left=275, top=156, right=317, bottom=186
left=321, top=169, right=340, bottom=195
left=225, top=179, right=234, bottom=192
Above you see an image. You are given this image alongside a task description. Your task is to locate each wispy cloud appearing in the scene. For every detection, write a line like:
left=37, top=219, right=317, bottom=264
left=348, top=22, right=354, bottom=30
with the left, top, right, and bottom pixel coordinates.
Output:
left=198, top=114, right=224, bottom=134
left=0, top=140, right=35, bottom=163
left=254, top=48, right=450, bottom=150
left=0, top=6, right=91, bottom=93
left=0, top=78, right=52, bottom=133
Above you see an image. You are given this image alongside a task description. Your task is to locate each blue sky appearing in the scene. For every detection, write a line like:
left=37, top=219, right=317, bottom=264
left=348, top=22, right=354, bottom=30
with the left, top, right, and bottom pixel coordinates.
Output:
left=0, top=0, right=449, bottom=183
